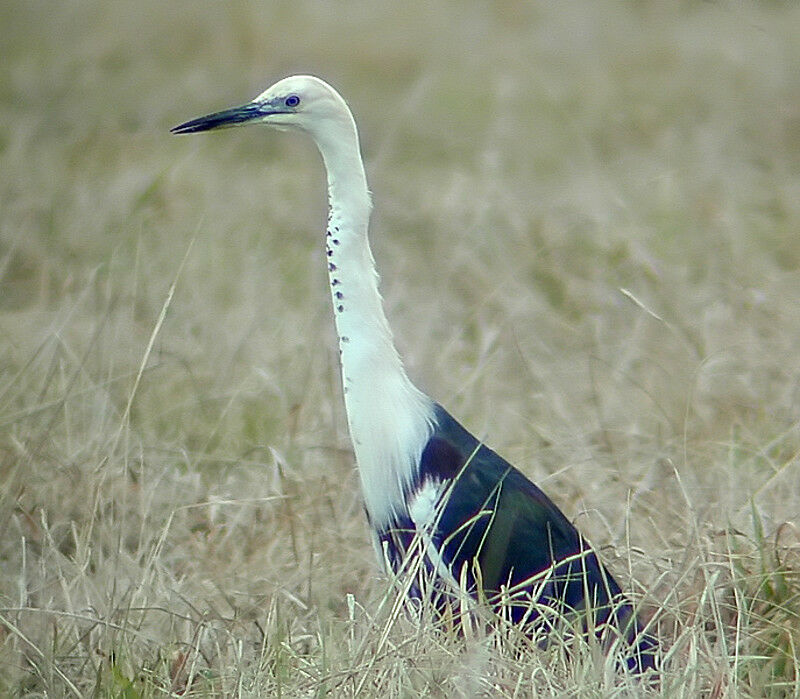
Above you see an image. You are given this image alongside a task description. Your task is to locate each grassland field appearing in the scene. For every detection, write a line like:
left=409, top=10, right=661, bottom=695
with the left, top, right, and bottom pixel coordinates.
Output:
left=1, top=1, right=800, bottom=695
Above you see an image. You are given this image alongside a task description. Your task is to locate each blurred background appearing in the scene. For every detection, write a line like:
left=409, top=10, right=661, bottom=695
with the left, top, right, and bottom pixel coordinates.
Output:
left=2, top=1, right=799, bottom=694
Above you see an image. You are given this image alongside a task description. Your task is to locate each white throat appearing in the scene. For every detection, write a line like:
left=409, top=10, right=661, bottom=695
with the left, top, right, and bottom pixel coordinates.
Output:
left=309, top=110, right=434, bottom=529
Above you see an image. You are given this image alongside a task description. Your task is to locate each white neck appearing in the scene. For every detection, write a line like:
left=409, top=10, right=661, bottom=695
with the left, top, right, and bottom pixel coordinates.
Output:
left=309, top=112, right=434, bottom=529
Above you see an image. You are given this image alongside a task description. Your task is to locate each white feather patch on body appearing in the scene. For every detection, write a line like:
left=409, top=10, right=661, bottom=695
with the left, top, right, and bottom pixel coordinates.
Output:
left=408, top=479, right=443, bottom=530
left=408, top=479, right=462, bottom=591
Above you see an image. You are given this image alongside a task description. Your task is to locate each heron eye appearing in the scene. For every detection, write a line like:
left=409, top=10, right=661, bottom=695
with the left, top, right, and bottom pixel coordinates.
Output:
left=285, top=95, right=300, bottom=107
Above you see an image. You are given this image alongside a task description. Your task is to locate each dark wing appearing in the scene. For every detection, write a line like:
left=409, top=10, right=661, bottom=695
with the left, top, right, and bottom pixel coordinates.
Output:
left=415, top=404, right=658, bottom=673
left=420, top=404, right=624, bottom=618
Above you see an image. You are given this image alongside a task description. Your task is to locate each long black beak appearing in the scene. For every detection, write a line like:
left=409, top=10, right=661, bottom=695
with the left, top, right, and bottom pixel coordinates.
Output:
left=171, top=102, right=267, bottom=134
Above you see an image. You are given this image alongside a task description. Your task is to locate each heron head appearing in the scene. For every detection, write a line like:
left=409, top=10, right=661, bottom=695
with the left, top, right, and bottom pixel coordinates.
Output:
left=171, top=75, right=352, bottom=141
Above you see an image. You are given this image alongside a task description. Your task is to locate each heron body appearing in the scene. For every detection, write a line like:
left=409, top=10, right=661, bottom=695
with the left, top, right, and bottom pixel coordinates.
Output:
left=172, top=75, right=657, bottom=673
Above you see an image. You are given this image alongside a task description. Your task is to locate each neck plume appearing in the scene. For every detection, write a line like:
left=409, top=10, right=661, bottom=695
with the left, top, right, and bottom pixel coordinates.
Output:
left=309, top=112, right=434, bottom=529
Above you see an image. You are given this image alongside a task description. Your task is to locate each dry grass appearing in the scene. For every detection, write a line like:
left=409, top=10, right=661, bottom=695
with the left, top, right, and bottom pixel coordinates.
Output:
left=2, top=0, right=800, bottom=695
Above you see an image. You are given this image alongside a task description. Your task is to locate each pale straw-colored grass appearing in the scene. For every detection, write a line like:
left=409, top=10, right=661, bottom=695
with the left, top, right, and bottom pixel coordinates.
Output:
left=2, top=1, right=799, bottom=695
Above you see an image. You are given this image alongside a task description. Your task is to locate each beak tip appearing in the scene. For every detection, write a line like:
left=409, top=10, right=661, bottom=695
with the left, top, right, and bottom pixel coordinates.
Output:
left=170, top=120, right=204, bottom=135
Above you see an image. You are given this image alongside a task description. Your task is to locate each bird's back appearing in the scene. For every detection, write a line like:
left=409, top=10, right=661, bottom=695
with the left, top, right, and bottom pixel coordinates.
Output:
left=379, top=403, right=658, bottom=673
